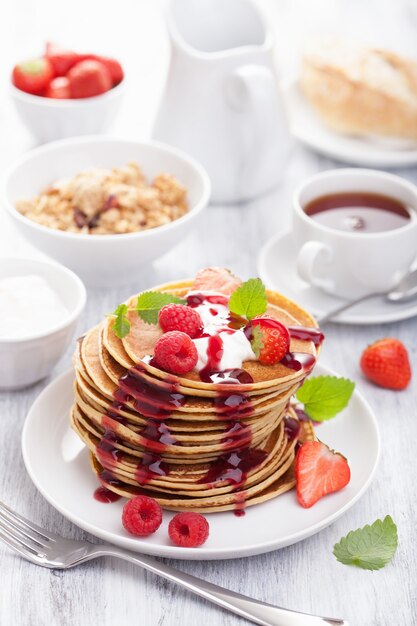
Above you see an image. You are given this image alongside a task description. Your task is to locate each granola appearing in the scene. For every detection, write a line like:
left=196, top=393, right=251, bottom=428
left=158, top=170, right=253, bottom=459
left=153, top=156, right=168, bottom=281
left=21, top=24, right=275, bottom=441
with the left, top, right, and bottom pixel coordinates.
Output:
left=15, top=162, right=188, bottom=235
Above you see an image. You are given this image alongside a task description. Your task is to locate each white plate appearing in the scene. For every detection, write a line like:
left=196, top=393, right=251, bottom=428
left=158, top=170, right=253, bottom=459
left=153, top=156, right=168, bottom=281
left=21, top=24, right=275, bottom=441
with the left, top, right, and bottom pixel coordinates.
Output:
left=258, top=229, right=417, bottom=325
left=283, top=81, right=417, bottom=168
left=22, top=365, right=379, bottom=560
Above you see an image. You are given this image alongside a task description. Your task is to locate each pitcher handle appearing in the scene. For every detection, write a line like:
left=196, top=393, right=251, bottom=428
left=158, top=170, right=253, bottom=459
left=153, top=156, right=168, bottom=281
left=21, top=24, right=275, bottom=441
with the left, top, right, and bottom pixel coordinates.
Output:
left=224, top=64, right=290, bottom=195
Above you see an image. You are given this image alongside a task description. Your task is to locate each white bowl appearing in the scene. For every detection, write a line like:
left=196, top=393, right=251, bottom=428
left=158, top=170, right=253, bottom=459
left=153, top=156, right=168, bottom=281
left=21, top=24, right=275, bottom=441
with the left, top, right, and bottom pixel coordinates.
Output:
left=2, top=136, right=211, bottom=287
left=10, top=81, right=125, bottom=143
left=0, top=257, right=86, bottom=390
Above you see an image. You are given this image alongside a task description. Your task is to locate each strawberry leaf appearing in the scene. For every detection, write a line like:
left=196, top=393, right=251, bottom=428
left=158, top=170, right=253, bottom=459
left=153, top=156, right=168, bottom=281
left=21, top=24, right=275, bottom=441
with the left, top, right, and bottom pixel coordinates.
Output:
left=333, top=516, right=398, bottom=570
left=251, top=324, right=264, bottom=358
left=112, top=304, right=130, bottom=339
left=136, top=291, right=186, bottom=324
left=228, top=278, right=267, bottom=320
left=296, top=375, right=355, bottom=422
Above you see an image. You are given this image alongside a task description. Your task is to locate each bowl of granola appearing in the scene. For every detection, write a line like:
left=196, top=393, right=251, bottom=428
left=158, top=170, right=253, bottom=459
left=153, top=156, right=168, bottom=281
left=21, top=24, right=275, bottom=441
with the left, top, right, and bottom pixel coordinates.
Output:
left=2, top=136, right=210, bottom=286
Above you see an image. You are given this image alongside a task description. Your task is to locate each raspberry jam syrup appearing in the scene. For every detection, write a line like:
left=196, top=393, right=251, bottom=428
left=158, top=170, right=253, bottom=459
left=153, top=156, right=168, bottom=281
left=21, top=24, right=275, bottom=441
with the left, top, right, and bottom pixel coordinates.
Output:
left=288, top=325, right=324, bottom=347
left=93, top=486, right=122, bottom=503
left=93, top=364, right=186, bottom=499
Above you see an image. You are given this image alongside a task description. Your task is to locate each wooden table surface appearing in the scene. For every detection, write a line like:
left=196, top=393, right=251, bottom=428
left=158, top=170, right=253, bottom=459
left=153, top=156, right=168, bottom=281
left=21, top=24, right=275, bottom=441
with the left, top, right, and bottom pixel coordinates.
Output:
left=0, top=1, right=416, bottom=625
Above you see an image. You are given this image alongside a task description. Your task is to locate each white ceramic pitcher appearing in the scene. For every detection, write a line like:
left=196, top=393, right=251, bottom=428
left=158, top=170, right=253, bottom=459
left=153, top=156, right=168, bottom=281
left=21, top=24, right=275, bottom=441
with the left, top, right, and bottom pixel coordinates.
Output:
left=153, top=0, right=291, bottom=203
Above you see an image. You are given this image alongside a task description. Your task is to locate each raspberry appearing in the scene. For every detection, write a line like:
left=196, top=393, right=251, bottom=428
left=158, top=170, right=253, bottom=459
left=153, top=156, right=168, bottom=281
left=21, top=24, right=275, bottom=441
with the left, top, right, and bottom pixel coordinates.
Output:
left=250, top=315, right=290, bottom=365
left=159, top=304, right=203, bottom=338
left=153, top=331, right=198, bottom=375
left=122, top=496, right=162, bottom=537
left=168, top=512, right=209, bottom=547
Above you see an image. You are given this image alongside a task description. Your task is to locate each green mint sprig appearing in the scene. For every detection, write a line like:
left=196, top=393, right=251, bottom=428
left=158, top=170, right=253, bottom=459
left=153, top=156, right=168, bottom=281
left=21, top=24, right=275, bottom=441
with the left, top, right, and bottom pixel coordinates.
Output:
left=112, top=304, right=130, bottom=339
left=333, top=516, right=398, bottom=570
left=296, top=375, right=355, bottom=422
left=110, top=291, right=186, bottom=338
left=135, top=291, right=185, bottom=324
left=228, top=278, right=267, bottom=320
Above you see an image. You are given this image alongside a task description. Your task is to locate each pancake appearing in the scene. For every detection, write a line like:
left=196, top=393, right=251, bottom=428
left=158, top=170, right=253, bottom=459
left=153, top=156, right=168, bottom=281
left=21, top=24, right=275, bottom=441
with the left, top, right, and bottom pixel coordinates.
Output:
left=70, top=271, right=321, bottom=513
left=110, top=286, right=318, bottom=391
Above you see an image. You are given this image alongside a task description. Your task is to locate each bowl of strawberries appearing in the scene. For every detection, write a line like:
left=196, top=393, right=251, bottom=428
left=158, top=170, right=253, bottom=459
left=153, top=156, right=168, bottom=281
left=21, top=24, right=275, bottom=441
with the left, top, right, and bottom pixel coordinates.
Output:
left=11, top=42, right=125, bottom=143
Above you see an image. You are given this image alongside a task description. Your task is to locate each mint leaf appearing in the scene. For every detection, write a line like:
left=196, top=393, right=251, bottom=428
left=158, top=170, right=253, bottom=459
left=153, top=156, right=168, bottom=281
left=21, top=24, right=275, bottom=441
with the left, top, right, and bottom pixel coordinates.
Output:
left=296, top=375, right=355, bottom=422
left=229, top=278, right=267, bottom=320
left=136, top=291, right=186, bottom=324
left=112, top=304, right=130, bottom=339
left=333, top=516, right=398, bottom=570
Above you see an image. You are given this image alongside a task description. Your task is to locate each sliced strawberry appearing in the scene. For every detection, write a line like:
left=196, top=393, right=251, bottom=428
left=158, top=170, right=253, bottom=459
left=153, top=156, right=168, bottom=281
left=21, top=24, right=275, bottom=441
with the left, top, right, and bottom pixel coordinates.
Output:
left=250, top=315, right=290, bottom=365
left=45, top=42, right=81, bottom=76
left=360, top=338, right=411, bottom=390
left=295, top=440, right=350, bottom=508
left=192, top=267, right=242, bottom=295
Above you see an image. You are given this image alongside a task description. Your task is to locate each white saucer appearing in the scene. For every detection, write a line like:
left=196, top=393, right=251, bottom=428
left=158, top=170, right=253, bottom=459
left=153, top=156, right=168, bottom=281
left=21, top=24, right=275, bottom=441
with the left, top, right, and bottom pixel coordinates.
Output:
left=283, top=81, right=417, bottom=168
left=22, top=365, right=379, bottom=560
left=258, top=230, right=417, bottom=325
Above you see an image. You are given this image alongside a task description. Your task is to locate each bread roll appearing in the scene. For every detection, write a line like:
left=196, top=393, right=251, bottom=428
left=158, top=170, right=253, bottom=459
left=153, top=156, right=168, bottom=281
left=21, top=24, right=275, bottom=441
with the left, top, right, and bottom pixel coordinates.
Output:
left=300, top=37, right=417, bottom=140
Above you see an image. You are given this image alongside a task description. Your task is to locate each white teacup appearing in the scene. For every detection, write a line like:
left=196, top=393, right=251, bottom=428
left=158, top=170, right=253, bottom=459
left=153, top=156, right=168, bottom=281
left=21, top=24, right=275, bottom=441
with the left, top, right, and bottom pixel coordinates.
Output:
left=293, top=169, right=417, bottom=299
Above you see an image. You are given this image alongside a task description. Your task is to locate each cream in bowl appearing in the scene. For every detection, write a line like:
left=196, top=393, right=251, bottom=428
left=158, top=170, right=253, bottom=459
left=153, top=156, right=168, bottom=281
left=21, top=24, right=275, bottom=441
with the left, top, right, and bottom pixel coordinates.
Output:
left=0, top=258, right=86, bottom=390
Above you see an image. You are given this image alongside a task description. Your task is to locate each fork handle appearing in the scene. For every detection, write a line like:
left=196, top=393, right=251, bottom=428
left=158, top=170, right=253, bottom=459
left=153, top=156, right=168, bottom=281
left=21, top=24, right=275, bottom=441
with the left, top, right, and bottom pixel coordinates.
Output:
left=94, top=545, right=346, bottom=626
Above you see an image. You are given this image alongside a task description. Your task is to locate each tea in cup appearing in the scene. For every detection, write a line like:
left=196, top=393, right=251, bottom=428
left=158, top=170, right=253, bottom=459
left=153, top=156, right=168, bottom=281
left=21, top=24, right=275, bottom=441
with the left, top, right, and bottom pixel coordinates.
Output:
left=293, top=169, right=417, bottom=299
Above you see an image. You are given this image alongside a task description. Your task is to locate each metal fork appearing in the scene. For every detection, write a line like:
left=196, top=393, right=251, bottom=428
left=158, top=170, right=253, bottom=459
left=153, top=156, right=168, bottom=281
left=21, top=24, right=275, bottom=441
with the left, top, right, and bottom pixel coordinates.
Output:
left=0, top=500, right=347, bottom=626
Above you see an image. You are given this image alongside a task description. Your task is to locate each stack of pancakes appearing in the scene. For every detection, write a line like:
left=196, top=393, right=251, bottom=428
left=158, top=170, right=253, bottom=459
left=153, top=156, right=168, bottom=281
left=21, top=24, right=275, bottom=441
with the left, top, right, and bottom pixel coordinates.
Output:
left=71, top=280, right=319, bottom=513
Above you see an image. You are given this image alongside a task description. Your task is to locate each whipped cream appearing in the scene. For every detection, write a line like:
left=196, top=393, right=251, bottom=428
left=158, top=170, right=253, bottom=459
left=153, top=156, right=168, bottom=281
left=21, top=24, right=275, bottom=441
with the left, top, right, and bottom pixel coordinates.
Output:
left=0, top=275, right=68, bottom=339
left=187, top=291, right=256, bottom=372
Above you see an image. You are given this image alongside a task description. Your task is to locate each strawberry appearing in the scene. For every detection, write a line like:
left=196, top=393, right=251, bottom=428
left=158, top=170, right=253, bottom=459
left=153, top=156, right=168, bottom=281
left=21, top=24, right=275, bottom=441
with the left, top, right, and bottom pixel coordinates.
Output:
left=360, top=338, right=411, bottom=390
left=192, top=267, right=242, bottom=295
left=45, top=42, right=81, bottom=77
left=295, top=440, right=350, bottom=508
left=250, top=315, right=290, bottom=365
left=67, top=60, right=112, bottom=98
left=45, top=76, right=70, bottom=99
left=12, top=57, right=54, bottom=95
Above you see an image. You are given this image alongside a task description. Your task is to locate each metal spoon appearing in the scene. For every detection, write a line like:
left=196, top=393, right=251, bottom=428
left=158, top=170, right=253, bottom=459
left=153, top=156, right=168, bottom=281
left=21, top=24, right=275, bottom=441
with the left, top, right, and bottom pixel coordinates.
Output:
left=316, top=267, right=417, bottom=325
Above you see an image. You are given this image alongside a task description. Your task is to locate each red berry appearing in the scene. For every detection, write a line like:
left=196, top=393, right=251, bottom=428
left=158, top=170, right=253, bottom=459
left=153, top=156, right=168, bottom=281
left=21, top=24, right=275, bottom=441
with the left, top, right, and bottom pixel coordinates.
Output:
left=295, top=441, right=350, bottom=508
left=85, top=54, right=124, bottom=86
left=12, top=57, right=54, bottom=95
left=360, top=338, right=411, bottom=390
left=67, top=59, right=112, bottom=98
left=122, top=496, right=162, bottom=537
left=153, top=331, right=198, bottom=375
left=45, top=76, right=70, bottom=99
left=168, top=512, right=209, bottom=547
left=45, top=42, right=81, bottom=77
left=159, top=304, right=203, bottom=338
left=250, top=315, right=290, bottom=365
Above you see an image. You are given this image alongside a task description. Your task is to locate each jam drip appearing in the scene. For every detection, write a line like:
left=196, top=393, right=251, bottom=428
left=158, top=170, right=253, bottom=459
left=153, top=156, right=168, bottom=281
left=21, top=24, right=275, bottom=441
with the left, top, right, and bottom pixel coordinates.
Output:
left=222, top=422, right=252, bottom=448
left=94, top=366, right=185, bottom=500
left=187, top=293, right=229, bottom=307
left=283, top=416, right=301, bottom=441
left=135, top=453, right=170, bottom=485
left=115, top=372, right=185, bottom=419
left=94, top=486, right=121, bottom=503
left=288, top=325, right=324, bottom=347
left=280, top=352, right=316, bottom=372
left=96, top=430, right=123, bottom=468
left=198, top=448, right=268, bottom=487
left=200, top=368, right=253, bottom=385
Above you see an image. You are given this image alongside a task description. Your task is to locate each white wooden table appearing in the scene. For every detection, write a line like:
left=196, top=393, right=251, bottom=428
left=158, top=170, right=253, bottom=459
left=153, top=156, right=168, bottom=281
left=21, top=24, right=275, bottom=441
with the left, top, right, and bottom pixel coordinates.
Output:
left=0, top=1, right=416, bottom=625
